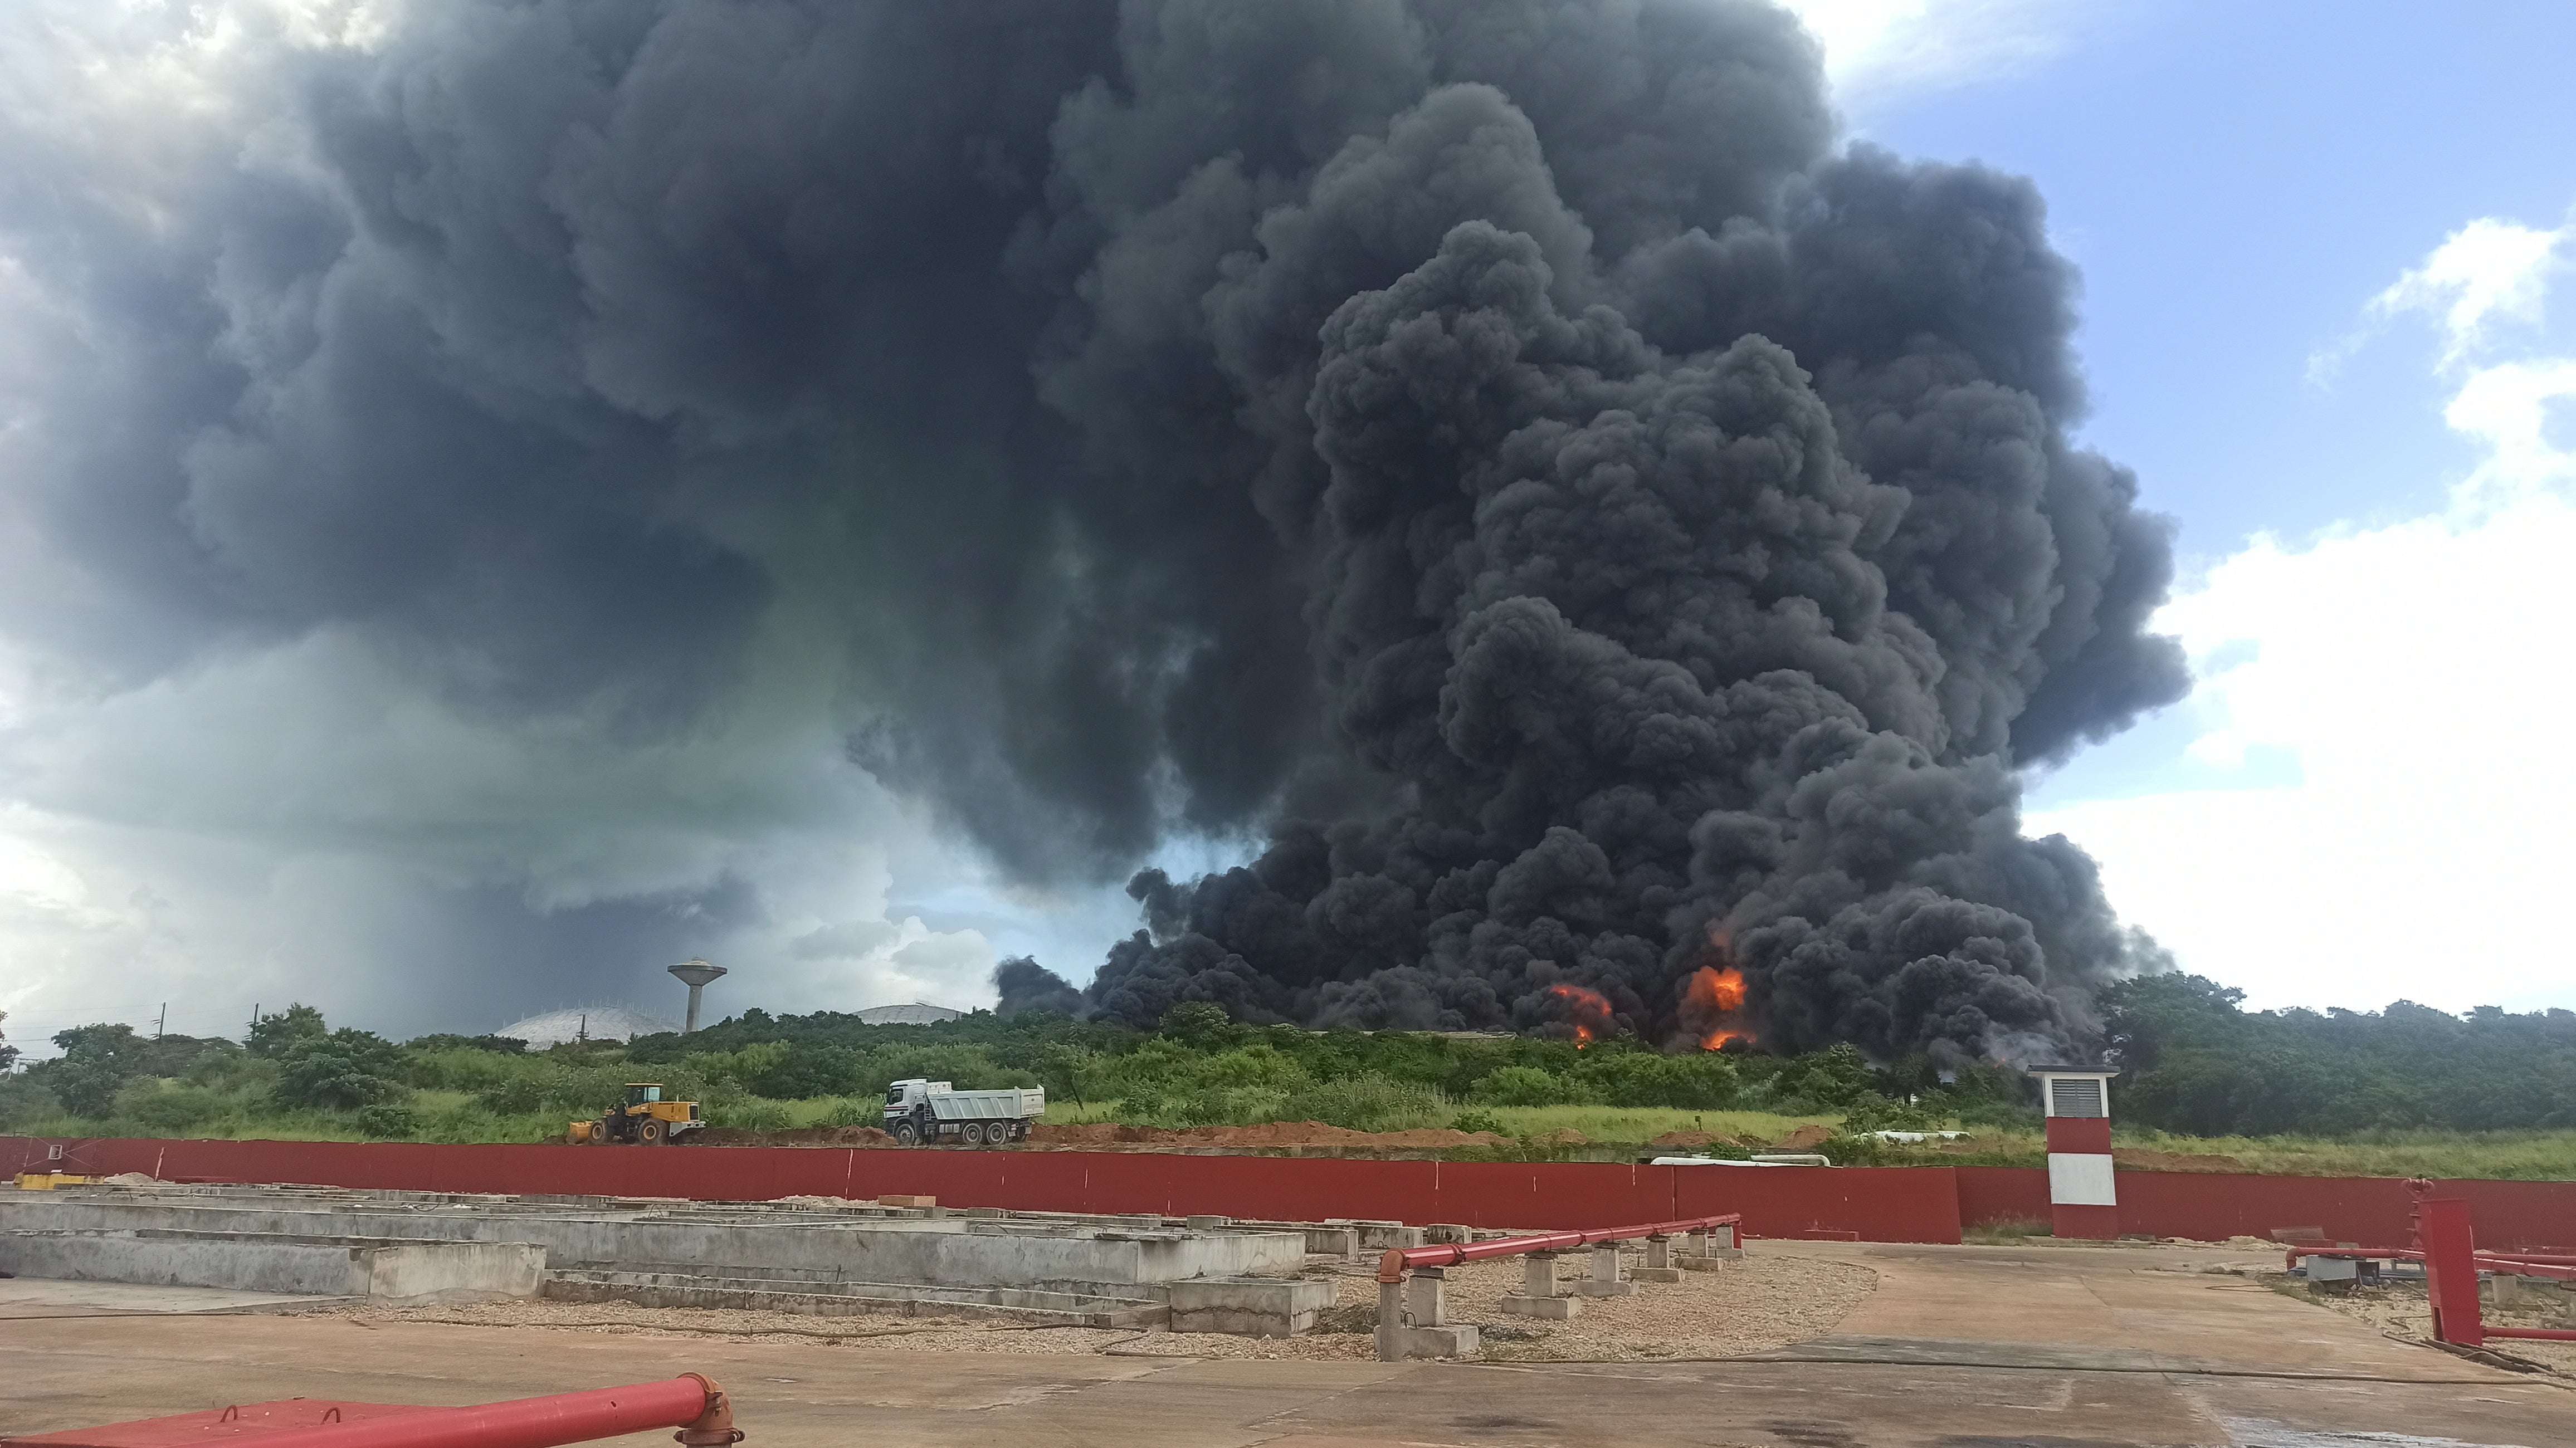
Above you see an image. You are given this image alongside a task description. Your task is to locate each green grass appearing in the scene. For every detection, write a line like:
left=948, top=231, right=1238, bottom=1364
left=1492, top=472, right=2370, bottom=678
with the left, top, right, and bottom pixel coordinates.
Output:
left=2123, top=1127, right=2576, bottom=1182
left=1027, top=1100, right=1833, bottom=1142
left=19, top=1083, right=2576, bottom=1181
left=1855, top=1126, right=2576, bottom=1181
left=1042, top=1099, right=1126, bottom=1125
left=1468, top=1105, right=1840, bottom=1143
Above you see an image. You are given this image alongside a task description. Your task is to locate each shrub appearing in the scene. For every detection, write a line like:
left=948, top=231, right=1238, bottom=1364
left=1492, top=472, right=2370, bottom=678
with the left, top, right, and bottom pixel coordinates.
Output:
left=406, top=1046, right=549, bottom=1093
left=1576, top=1051, right=1739, bottom=1108
left=1470, top=1066, right=1589, bottom=1107
left=113, top=1078, right=227, bottom=1132
left=247, top=1004, right=329, bottom=1059
left=819, top=1097, right=879, bottom=1128
left=402, top=1034, right=528, bottom=1054
left=0, top=1073, right=64, bottom=1131
left=746, top=1044, right=866, bottom=1099
left=1817, top=1133, right=1887, bottom=1165
left=1279, top=1074, right=1450, bottom=1132
left=714, top=1098, right=793, bottom=1132
left=1450, top=1109, right=1509, bottom=1137
left=28, top=1023, right=150, bottom=1116
left=1841, top=1097, right=1940, bottom=1133
left=357, top=1104, right=420, bottom=1139
left=1121, top=1084, right=1292, bottom=1128
left=184, top=1047, right=274, bottom=1093
left=1770, top=1044, right=1879, bottom=1108
left=1158, top=1002, right=1241, bottom=1051
left=471, top=1063, right=623, bottom=1117
left=858, top=1045, right=1036, bottom=1099
left=274, top=1030, right=409, bottom=1109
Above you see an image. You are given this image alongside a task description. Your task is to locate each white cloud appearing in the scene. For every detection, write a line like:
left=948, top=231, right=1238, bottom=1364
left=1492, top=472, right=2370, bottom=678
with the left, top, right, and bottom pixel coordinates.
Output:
left=2311, top=214, right=2574, bottom=384
left=2035, top=208, right=2576, bottom=1014
left=1784, top=0, right=2079, bottom=101
left=2367, top=217, right=2571, bottom=368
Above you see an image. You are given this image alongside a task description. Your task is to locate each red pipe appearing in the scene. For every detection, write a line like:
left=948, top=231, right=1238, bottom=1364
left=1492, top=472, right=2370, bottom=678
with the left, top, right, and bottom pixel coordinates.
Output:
left=2282, top=1245, right=2576, bottom=1283
left=282, top=1376, right=719, bottom=1448
left=1377, top=1214, right=1743, bottom=1283
left=55, top=1376, right=737, bottom=1448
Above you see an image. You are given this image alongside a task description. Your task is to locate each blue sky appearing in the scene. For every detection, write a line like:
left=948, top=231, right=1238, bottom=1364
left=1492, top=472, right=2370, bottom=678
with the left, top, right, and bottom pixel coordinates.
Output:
left=1800, top=0, right=2576, bottom=1011
left=1852, top=0, right=2575, bottom=553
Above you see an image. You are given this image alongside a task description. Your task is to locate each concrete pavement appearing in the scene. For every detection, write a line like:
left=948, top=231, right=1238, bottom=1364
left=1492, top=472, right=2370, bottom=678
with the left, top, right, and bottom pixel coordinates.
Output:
left=3, top=1240, right=2570, bottom=1446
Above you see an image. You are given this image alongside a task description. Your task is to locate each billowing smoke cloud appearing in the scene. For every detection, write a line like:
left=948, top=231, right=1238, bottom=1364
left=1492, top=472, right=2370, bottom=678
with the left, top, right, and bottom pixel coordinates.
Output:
left=3, top=0, right=2182, bottom=1058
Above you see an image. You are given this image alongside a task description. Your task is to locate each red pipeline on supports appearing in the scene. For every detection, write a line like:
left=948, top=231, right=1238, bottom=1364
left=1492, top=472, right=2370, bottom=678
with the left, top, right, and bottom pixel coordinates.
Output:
left=1377, top=1214, right=1744, bottom=1283
left=2, top=1373, right=741, bottom=1448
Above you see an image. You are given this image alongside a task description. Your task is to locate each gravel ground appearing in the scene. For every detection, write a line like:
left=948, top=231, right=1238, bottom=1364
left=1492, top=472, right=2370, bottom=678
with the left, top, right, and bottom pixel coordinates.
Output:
left=2271, top=1276, right=2576, bottom=1379
left=305, top=1243, right=1874, bottom=1363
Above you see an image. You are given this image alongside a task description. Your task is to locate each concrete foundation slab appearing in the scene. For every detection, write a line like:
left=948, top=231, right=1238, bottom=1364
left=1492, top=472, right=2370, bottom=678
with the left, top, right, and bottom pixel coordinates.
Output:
left=3, top=1191, right=1302, bottom=1298
left=1381, top=1324, right=1480, bottom=1359
left=0, top=1276, right=335, bottom=1316
left=544, top=1269, right=1164, bottom=1328
left=1349, top=1224, right=1423, bottom=1250
left=1165, top=1276, right=1334, bottom=1336
left=1495, top=1294, right=1579, bottom=1319
left=0, top=1229, right=542, bottom=1302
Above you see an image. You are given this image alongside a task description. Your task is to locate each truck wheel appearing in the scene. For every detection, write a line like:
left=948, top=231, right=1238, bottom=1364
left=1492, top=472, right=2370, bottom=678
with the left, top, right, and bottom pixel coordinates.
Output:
left=639, top=1119, right=666, bottom=1145
left=892, top=1120, right=919, bottom=1147
left=963, top=1121, right=988, bottom=1146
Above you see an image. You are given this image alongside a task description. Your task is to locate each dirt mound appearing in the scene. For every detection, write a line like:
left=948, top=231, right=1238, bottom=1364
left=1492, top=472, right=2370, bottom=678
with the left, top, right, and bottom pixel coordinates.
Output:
left=2114, top=1148, right=2243, bottom=1173
left=690, top=1124, right=895, bottom=1148
left=1773, top=1124, right=1835, bottom=1150
left=1028, top=1123, right=1159, bottom=1144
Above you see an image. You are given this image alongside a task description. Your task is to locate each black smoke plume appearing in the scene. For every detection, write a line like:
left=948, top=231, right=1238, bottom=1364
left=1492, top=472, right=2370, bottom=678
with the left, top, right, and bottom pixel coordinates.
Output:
left=12, top=1, right=2184, bottom=1059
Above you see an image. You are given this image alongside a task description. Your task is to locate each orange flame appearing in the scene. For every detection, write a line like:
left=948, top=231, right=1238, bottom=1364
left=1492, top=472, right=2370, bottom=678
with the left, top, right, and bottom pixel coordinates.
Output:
left=1544, top=981, right=1614, bottom=1049
left=1681, top=964, right=1753, bottom=1051
left=1685, top=965, right=1746, bottom=1014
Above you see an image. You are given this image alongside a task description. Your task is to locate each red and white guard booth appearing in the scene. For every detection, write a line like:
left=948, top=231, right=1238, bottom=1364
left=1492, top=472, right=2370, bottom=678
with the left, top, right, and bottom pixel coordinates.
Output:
left=2028, top=1067, right=2119, bottom=1239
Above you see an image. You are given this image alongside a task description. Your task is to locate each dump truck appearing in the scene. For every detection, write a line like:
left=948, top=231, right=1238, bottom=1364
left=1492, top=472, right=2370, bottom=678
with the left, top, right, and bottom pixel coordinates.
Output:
left=883, top=1078, right=1043, bottom=1146
left=569, top=1083, right=705, bottom=1145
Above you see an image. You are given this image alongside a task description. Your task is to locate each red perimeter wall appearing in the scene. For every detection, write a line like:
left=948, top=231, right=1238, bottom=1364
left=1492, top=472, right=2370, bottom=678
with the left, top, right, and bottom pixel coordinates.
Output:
left=10, top=1137, right=2571, bottom=1251
left=3, top=1136, right=1956, bottom=1241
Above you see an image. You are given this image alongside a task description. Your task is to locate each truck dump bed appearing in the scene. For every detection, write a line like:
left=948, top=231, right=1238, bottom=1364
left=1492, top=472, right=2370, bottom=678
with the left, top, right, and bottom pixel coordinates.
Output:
left=923, top=1086, right=1046, bottom=1121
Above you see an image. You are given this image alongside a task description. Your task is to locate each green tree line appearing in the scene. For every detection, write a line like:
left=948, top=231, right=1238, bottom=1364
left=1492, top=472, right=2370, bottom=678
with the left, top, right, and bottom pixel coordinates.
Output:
left=8, top=980, right=2569, bottom=1144
left=2102, top=975, right=2576, bottom=1134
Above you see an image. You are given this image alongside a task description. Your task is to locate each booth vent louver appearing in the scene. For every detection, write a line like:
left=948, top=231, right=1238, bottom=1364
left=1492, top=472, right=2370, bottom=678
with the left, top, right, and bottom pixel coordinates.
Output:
left=2050, top=1077, right=2105, bottom=1118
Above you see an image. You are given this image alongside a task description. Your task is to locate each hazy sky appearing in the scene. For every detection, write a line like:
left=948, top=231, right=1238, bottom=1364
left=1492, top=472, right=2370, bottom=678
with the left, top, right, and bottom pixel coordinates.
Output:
left=3, top=0, right=2570, bottom=1055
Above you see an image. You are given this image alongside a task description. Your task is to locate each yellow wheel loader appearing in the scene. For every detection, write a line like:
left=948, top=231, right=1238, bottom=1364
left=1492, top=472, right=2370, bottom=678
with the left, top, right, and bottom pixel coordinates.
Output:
left=569, top=1083, right=705, bottom=1145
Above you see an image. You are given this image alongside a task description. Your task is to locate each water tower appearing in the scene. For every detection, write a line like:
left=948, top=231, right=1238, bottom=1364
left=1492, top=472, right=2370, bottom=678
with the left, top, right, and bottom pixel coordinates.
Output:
left=667, top=958, right=727, bottom=1033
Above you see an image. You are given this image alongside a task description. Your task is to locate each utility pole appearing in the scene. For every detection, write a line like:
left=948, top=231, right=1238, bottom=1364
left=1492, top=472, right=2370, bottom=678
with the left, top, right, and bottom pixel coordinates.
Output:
left=248, top=1004, right=258, bottom=1041
left=154, top=1003, right=166, bottom=1039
